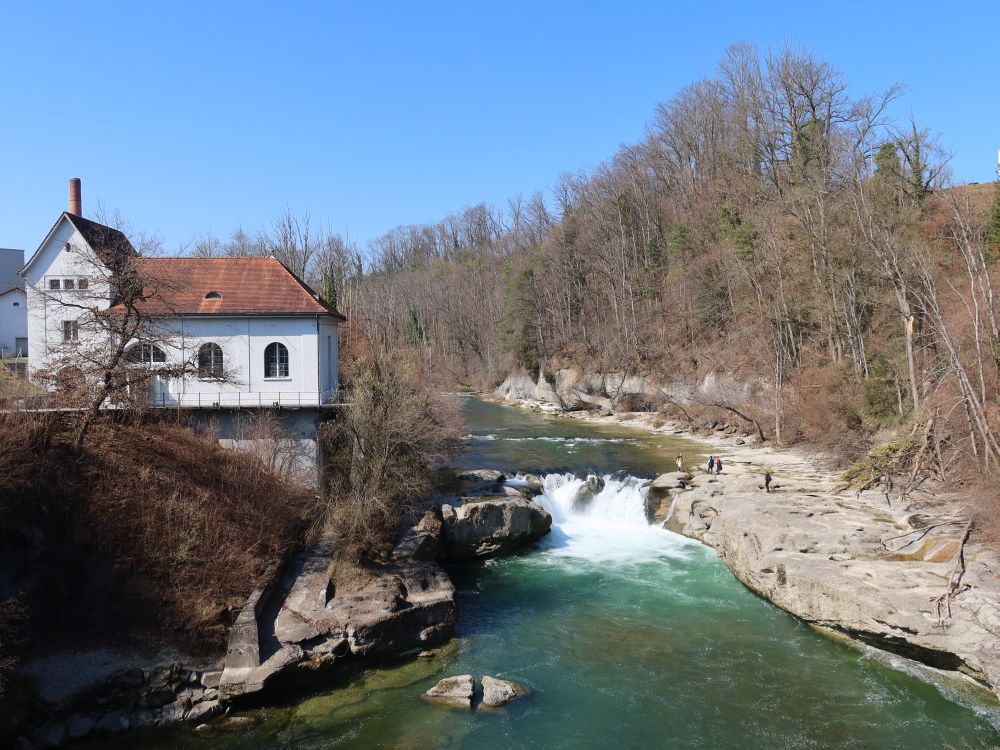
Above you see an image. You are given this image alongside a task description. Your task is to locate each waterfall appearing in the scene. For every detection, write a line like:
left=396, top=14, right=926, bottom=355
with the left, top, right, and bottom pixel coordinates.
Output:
left=510, top=473, right=693, bottom=562
left=534, top=473, right=650, bottom=527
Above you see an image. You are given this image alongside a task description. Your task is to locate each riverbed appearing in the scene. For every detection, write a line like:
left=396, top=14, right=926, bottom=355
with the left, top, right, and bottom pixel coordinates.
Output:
left=79, top=397, right=1000, bottom=749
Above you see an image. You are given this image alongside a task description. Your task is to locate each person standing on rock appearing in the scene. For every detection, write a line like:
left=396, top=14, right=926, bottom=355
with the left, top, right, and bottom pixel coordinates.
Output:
left=676, top=454, right=684, bottom=471
left=707, top=456, right=715, bottom=474
left=715, top=456, right=723, bottom=474
left=764, top=470, right=772, bottom=493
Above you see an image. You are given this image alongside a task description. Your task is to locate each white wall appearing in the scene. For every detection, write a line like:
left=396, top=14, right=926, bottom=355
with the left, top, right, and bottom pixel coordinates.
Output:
left=318, top=318, right=340, bottom=394
left=0, top=248, right=23, bottom=292
left=159, top=316, right=324, bottom=406
left=23, top=219, right=114, bottom=378
left=136, top=316, right=338, bottom=407
left=0, top=288, right=27, bottom=357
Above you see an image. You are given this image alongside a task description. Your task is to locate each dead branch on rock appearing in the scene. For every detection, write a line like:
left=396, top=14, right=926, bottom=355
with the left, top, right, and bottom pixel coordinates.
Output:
left=856, top=471, right=894, bottom=508
left=931, top=517, right=975, bottom=625
left=880, top=519, right=966, bottom=552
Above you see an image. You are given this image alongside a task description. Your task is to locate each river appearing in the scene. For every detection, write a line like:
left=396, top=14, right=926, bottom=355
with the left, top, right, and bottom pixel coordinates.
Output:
left=81, top=397, right=1000, bottom=749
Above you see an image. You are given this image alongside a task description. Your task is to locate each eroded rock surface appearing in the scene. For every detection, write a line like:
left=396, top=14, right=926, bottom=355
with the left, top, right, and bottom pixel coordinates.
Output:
left=393, top=510, right=443, bottom=562
left=665, top=457, right=1000, bottom=699
left=424, top=675, right=474, bottom=710
left=480, top=675, right=529, bottom=707
left=221, top=523, right=457, bottom=699
left=454, top=469, right=506, bottom=495
left=439, top=496, right=552, bottom=559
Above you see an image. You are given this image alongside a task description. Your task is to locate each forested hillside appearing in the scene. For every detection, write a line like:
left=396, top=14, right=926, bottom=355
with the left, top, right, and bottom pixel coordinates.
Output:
left=200, top=45, right=1000, bottom=479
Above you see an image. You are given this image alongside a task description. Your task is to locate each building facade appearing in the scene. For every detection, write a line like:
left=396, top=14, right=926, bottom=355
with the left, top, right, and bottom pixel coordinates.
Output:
left=0, top=248, right=27, bottom=359
left=22, top=190, right=343, bottom=407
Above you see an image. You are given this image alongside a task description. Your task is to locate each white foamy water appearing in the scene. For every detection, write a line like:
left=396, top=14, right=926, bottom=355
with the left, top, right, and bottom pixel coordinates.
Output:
left=519, top=472, right=698, bottom=564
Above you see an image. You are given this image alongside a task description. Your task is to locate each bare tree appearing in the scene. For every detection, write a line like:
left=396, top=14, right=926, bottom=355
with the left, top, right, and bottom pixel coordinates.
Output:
left=30, top=221, right=232, bottom=450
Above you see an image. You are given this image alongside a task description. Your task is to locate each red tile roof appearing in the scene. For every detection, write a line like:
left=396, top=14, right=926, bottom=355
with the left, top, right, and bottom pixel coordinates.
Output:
left=130, top=257, right=345, bottom=319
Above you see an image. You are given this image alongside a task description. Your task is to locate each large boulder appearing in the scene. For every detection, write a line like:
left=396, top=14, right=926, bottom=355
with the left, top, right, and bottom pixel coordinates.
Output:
left=480, top=675, right=530, bottom=708
left=649, top=471, right=694, bottom=500
left=454, top=469, right=506, bottom=495
left=439, top=497, right=552, bottom=559
left=571, top=475, right=605, bottom=512
left=393, top=510, right=443, bottom=561
left=424, top=675, right=474, bottom=710
left=520, top=474, right=545, bottom=496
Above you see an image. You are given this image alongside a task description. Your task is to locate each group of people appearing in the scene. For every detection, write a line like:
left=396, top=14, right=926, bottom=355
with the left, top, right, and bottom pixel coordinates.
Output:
left=675, top=454, right=725, bottom=475
left=678, top=453, right=773, bottom=493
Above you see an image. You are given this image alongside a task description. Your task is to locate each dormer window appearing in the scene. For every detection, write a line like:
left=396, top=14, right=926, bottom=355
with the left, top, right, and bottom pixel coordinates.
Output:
left=205, top=291, right=223, bottom=299
left=63, top=279, right=75, bottom=290
left=49, top=279, right=61, bottom=290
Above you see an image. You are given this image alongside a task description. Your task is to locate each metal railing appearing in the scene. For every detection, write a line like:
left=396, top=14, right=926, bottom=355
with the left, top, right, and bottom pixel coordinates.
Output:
left=2, top=389, right=351, bottom=413
left=146, top=389, right=349, bottom=409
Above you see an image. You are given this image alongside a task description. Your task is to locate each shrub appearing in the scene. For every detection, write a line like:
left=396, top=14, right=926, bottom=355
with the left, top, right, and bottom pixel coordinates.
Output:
left=841, top=439, right=920, bottom=487
left=322, top=350, right=462, bottom=562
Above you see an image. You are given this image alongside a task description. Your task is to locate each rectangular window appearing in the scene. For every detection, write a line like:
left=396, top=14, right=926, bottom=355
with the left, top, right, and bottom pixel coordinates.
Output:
left=62, top=320, right=79, bottom=343
left=49, top=279, right=61, bottom=290
left=78, top=278, right=89, bottom=290
left=63, top=279, right=76, bottom=290
left=12, top=302, right=19, bottom=307
left=15, top=338, right=27, bottom=357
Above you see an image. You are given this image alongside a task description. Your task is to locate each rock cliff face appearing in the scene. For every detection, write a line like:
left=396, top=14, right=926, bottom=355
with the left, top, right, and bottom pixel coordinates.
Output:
left=659, top=464, right=1000, bottom=699
left=494, top=367, right=762, bottom=414
left=221, top=525, right=458, bottom=699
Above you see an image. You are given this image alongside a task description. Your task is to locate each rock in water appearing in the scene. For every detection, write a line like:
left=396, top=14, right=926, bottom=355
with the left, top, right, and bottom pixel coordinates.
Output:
left=521, top=474, right=544, bottom=495
left=439, top=497, right=552, bottom=559
left=571, top=474, right=605, bottom=512
left=454, top=469, right=506, bottom=495
left=480, top=675, right=528, bottom=708
left=424, top=675, right=474, bottom=710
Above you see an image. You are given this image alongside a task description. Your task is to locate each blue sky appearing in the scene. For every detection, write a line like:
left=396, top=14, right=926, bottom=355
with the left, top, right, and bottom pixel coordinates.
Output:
left=1, top=1, right=998, bottom=257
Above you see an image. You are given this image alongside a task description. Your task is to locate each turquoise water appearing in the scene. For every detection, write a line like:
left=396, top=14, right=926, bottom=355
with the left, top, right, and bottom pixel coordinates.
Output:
left=79, top=398, right=1000, bottom=749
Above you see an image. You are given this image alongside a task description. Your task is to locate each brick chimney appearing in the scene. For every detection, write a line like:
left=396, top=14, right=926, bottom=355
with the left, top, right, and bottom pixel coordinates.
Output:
left=68, top=178, right=82, bottom=217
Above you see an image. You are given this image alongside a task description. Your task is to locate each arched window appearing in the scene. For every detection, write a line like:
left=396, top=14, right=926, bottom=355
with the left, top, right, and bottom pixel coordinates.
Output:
left=198, top=343, right=224, bottom=379
left=264, top=342, right=289, bottom=378
left=204, top=291, right=222, bottom=299
left=126, top=343, right=166, bottom=364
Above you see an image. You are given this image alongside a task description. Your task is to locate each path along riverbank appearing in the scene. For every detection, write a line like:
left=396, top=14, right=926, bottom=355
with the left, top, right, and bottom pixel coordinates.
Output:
left=488, top=394, right=1000, bottom=703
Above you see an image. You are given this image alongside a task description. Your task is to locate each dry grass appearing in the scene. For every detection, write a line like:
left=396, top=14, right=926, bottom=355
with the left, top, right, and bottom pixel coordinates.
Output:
left=0, top=364, right=42, bottom=406
left=0, top=411, right=321, bottom=669
left=966, top=478, right=1000, bottom=545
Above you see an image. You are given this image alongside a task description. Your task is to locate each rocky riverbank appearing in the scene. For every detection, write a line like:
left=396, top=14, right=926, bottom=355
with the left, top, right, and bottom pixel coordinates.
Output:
left=491, top=389, right=1000, bottom=703
left=13, top=471, right=552, bottom=748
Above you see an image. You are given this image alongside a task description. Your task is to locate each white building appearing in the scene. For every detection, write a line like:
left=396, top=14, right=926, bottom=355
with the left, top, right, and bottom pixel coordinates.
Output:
left=22, top=182, right=344, bottom=407
left=0, top=248, right=27, bottom=359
